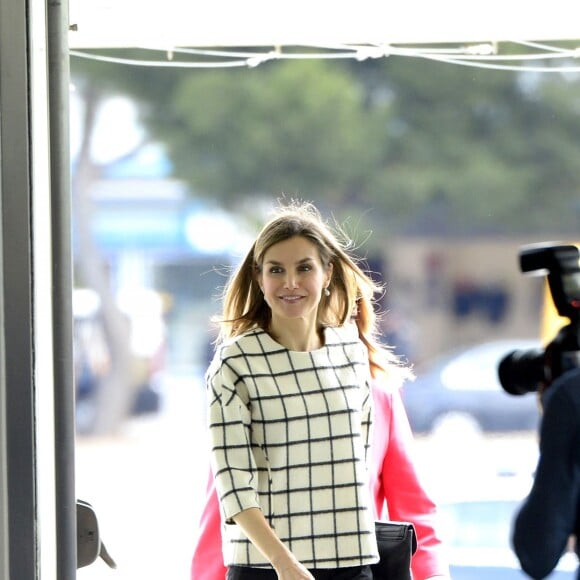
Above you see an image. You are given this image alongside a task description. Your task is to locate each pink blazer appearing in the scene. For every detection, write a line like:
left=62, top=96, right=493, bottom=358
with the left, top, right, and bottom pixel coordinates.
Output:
left=191, top=383, right=450, bottom=580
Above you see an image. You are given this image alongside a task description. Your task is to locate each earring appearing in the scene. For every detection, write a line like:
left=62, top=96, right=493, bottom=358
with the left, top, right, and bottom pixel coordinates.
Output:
left=324, top=288, right=330, bottom=297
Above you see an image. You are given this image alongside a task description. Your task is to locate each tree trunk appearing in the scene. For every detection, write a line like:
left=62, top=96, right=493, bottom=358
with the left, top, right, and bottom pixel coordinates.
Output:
left=72, top=83, right=141, bottom=435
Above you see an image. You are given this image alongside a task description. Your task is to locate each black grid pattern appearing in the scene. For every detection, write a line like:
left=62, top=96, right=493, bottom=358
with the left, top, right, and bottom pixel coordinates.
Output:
left=208, top=325, right=379, bottom=569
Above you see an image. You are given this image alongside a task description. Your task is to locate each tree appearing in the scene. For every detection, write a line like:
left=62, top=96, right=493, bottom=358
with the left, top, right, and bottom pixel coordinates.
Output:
left=71, top=59, right=152, bottom=435
left=348, top=55, right=580, bottom=234
left=139, top=59, right=392, bottom=203
left=112, top=51, right=580, bottom=237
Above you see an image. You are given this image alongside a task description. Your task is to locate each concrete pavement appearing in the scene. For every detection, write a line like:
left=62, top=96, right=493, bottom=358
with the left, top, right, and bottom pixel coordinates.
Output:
left=76, top=372, right=208, bottom=580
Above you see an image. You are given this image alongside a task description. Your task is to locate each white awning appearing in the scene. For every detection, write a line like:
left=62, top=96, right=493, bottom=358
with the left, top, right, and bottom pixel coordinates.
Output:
left=68, top=0, right=580, bottom=49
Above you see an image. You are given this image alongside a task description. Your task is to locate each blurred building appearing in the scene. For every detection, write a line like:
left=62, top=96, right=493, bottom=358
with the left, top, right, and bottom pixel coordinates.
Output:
left=75, top=143, right=250, bottom=375
left=384, top=236, right=554, bottom=364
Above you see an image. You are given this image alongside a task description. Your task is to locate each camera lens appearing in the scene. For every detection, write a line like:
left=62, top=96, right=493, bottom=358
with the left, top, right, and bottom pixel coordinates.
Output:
left=498, top=348, right=545, bottom=395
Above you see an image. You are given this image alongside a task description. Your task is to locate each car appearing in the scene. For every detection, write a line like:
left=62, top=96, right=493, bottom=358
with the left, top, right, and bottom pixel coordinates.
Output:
left=433, top=474, right=578, bottom=579
left=401, top=339, right=542, bottom=435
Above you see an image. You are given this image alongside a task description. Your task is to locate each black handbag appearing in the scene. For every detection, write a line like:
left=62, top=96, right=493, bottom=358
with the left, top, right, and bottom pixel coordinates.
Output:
left=371, top=521, right=417, bottom=580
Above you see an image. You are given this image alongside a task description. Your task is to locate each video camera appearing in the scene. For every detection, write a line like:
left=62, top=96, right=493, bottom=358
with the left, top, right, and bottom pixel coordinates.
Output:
left=498, top=242, right=580, bottom=396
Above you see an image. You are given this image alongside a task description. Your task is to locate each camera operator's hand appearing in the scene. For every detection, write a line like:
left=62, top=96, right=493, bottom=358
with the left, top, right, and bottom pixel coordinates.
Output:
left=537, top=381, right=549, bottom=411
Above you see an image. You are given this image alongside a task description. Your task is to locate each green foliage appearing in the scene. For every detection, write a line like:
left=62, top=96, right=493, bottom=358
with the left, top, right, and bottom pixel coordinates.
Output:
left=350, top=56, right=580, bottom=234
left=147, top=60, right=390, bottom=201
left=70, top=49, right=580, bottom=236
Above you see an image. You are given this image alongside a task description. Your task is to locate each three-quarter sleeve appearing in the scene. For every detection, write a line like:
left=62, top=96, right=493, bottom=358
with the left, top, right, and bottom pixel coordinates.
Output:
left=371, top=384, right=451, bottom=579
left=208, top=361, right=261, bottom=522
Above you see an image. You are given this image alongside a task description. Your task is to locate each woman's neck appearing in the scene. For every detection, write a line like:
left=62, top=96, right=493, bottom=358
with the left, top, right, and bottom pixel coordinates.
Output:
left=268, top=318, right=324, bottom=352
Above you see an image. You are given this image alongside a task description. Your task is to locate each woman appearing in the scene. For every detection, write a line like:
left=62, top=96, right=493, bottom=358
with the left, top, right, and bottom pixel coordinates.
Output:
left=192, top=381, right=450, bottom=580
left=205, top=200, right=433, bottom=579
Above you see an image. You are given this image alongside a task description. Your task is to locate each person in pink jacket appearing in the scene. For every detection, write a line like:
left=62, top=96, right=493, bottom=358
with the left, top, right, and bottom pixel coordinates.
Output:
left=191, top=379, right=451, bottom=580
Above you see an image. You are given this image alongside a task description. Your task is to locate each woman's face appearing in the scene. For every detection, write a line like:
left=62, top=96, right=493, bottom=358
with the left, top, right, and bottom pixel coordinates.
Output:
left=258, top=235, right=332, bottom=327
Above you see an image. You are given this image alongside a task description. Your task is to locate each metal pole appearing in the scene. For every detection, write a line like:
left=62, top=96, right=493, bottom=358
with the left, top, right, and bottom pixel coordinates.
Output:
left=47, top=0, right=77, bottom=578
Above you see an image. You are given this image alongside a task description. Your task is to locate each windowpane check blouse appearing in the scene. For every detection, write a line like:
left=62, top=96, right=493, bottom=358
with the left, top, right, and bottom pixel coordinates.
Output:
left=207, top=325, right=379, bottom=569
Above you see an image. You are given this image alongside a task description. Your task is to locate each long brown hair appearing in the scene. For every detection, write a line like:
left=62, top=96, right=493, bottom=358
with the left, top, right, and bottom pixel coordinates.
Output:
left=216, top=199, right=412, bottom=381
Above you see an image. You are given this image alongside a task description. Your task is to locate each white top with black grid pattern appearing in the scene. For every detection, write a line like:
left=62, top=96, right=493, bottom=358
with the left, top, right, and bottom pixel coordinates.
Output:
left=208, top=324, right=379, bottom=569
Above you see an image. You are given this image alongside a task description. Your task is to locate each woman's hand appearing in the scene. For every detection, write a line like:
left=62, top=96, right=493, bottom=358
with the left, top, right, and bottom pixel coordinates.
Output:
left=272, top=552, right=314, bottom=579
left=232, top=508, right=314, bottom=579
